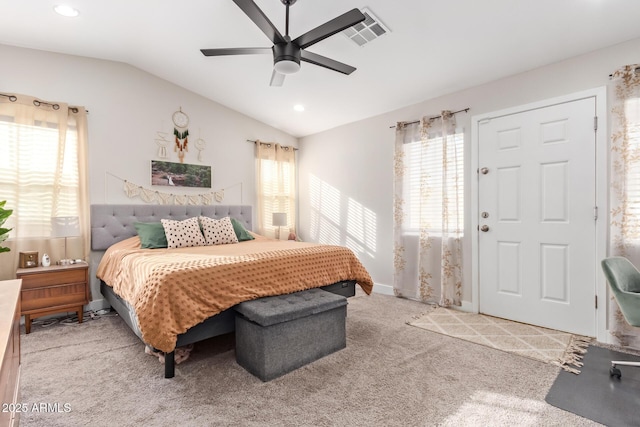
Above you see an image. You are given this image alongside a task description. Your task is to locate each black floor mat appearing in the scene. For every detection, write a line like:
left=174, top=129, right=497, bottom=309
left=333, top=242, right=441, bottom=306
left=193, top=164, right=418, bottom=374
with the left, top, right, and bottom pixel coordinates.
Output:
left=545, top=345, right=640, bottom=426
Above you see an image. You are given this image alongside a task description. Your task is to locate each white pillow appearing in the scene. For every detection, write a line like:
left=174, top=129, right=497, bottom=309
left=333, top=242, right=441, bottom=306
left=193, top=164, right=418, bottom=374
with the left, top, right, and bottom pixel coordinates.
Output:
left=160, top=217, right=206, bottom=249
left=199, top=216, right=239, bottom=246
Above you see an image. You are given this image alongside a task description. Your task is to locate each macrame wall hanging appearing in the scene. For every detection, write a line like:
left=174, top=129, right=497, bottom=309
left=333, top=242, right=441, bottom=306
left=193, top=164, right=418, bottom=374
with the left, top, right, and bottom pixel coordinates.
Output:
left=195, top=136, right=206, bottom=161
left=122, top=178, right=225, bottom=205
left=106, top=171, right=243, bottom=205
left=155, top=131, right=170, bottom=159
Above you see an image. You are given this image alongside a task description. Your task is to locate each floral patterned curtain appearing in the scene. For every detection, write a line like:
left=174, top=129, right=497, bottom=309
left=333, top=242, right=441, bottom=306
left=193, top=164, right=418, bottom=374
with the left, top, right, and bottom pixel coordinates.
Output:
left=393, top=111, right=463, bottom=306
left=609, top=64, right=640, bottom=349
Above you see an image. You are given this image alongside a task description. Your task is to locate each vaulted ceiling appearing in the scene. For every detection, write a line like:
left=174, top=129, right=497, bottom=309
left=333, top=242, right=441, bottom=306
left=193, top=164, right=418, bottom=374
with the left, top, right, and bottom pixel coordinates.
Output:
left=2, top=0, right=640, bottom=137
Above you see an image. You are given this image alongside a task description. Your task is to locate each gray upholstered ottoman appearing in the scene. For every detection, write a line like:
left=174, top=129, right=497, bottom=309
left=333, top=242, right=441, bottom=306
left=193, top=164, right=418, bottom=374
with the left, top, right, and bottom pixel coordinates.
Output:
left=234, top=288, right=348, bottom=381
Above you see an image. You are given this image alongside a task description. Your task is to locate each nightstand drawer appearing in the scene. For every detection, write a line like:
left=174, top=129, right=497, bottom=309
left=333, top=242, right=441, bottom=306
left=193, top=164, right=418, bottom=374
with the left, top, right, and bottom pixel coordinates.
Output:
left=19, top=269, right=86, bottom=289
left=21, top=283, right=87, bottom=312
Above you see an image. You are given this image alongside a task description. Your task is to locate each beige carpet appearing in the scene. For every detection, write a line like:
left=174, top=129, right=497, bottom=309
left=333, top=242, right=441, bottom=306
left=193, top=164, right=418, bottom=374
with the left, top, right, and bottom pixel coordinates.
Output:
left=409, top=307, right=591, bottom=374
left=18, top=291, right=602, bottom=426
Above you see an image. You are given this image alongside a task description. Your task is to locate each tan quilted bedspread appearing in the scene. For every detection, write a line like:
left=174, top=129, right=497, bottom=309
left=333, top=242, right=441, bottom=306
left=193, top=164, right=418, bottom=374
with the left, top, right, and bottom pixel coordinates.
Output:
left=96, top=234, right=373, bottom=352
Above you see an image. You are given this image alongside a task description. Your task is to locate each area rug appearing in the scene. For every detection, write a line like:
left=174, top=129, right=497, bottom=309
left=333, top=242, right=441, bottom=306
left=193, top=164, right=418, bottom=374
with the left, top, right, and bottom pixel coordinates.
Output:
left=545, top=345, right=640, bottom=426
left=408, top=307, right=591, bottom=373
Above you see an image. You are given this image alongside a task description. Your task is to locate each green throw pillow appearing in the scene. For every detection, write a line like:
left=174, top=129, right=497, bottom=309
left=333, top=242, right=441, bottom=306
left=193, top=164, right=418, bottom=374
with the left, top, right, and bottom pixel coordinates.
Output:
left=230, top=217, right=254, bottom=241
left=134, top=222, right=168, bottom=249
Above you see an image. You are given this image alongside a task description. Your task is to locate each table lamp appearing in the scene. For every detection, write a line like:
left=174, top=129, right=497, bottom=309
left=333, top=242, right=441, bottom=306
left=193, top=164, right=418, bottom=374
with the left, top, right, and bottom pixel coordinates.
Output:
left=272, top=212, right=287, bottom=240
left=51, top=216, right=80, bottom=264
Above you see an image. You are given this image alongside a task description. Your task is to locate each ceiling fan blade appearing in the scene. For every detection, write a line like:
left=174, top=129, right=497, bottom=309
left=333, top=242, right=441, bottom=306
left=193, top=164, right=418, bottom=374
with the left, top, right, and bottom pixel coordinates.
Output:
left=293, top=8, right=365, bottom=49
left=233, top=0, right=285, bottom=45
left=270, top=69, right=285, bottom=87
left=201, top=47, right=272, bottom=56
left=300, top=50, right=356, bottom=75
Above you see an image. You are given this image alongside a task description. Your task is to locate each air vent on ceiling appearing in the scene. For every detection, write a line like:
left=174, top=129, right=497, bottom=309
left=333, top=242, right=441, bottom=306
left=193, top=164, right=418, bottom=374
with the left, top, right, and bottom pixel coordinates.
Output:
left=342, top=8, right=389, bottom=47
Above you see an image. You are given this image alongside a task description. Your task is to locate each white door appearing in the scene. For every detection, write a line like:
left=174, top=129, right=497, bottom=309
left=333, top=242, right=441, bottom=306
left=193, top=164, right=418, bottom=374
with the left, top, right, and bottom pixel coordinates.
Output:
left=478, top=97, right=596, bottom=336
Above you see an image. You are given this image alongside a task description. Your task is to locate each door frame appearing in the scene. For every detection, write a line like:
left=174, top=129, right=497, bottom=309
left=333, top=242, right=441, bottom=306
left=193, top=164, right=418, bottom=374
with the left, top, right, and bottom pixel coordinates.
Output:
left=470, top=87, right=609, bottom=343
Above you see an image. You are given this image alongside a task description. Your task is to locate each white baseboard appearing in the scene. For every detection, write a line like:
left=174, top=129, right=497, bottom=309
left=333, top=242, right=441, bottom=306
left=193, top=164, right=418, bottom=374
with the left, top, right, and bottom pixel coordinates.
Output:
left=372, top=283, right=394, bottom=295
left=458, top=300, right=474, bottom=312
left=86, top=299, right=111, bottom=312
left=369, top=283, right=474, bottom=312
left=444, top=301, right=477, bottom=313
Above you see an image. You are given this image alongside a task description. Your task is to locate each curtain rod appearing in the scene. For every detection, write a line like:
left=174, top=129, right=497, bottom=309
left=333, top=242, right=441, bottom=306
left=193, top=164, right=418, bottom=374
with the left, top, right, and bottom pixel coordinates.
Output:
left=246, top=139, right=298, bottom=151
left=0, top=93, right=89, bottom=113
left=389, top=108, right=469, bottom=129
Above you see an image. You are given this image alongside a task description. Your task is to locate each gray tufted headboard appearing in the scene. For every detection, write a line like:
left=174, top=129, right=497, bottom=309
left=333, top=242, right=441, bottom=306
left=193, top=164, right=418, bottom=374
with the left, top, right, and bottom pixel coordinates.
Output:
left=91, top=204, right=253, bottom=251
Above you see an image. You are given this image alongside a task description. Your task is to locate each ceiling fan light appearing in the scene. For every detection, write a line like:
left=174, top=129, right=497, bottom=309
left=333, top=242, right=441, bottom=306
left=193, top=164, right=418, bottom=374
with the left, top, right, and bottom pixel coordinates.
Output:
left=274, top=59, right=300, bottom=75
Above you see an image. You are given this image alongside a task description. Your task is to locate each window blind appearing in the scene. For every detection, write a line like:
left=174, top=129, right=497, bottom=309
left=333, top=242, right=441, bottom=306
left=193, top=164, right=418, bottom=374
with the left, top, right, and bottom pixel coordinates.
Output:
left=259, top=157, right=293, bottom=230
left=0, top=118, right=80, bottom=238
left=403, top=130, right=464, bottom=232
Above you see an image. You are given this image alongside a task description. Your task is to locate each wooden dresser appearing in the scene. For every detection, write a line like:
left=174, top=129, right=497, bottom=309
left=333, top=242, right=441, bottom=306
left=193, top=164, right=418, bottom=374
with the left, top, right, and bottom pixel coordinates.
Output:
left=0, top=279, right=21, bottom=427
left=16, top=262, right=89, bottom=334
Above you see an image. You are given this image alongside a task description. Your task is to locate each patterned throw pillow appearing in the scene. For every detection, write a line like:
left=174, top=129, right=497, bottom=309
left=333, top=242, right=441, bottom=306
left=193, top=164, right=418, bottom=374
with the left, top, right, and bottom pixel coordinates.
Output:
left=199, top=216, right=239, bottom=246
left=160, top=217, right=207, bottom=249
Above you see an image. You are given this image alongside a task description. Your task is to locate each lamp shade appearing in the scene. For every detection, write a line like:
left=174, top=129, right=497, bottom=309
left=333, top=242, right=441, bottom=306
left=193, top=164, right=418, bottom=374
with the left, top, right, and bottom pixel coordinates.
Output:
left=272, top=212, right=287, bottom=227
left=51, top=216, right=80, bottom=238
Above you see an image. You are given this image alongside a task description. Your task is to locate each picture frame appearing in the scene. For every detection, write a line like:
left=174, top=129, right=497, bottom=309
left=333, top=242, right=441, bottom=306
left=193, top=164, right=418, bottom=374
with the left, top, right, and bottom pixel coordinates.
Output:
left=19, top=251, right=39, bottom=268
left=151, top=160, right=211, bottom=188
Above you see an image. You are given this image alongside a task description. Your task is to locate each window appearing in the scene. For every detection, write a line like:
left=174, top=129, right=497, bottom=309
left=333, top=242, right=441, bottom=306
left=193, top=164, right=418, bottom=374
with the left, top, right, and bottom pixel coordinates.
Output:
left=255, top=143, right=296, bottom=236
left=258, top=156, right=294, bottom=232
left=403, top=130, right=464, bottom=233
left=0, top=109, right=82, bottom=238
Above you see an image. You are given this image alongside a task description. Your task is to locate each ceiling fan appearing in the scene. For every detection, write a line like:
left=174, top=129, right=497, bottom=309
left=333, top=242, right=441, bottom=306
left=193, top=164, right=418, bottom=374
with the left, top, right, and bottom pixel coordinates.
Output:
left=201, top=0, right=366, bottom=86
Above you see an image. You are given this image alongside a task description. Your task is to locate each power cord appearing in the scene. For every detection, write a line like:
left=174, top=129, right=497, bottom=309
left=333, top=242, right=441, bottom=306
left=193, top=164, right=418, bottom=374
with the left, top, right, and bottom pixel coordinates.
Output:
left=31, top=308, right=119, bottom=328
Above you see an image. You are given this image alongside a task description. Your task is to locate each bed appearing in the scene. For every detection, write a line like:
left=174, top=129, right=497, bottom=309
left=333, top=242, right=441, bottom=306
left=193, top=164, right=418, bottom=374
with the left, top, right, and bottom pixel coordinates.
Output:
left=91, top=204, right=373, bottom=378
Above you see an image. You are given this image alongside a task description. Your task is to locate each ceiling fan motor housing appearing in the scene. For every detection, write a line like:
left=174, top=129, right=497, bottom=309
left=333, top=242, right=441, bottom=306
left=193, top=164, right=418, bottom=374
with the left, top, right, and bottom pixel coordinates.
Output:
left=272, top=42, right=301, bottom=73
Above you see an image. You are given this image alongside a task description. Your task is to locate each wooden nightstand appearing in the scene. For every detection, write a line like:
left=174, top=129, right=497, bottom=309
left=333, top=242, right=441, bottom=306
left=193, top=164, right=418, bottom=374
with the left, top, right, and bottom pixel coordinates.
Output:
left=16, top=262, right=90, bottom=334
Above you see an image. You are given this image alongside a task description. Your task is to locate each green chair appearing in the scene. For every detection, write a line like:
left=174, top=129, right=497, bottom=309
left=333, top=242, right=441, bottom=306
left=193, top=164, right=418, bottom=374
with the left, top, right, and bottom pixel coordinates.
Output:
left=601, top=257, right=640, bottom=378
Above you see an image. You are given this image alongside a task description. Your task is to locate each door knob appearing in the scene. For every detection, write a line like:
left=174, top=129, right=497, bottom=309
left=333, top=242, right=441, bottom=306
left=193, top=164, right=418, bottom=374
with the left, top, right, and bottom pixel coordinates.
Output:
left=480, top=225, right=489, bottom=232
left=480, top=167, right=489, bottom=175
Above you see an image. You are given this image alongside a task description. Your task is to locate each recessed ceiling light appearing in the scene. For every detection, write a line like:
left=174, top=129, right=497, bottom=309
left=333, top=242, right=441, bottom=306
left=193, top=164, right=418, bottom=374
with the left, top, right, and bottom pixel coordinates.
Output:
left=54, top=4, right=80, bottom=17
left=293, top=104, right=305, bottom=112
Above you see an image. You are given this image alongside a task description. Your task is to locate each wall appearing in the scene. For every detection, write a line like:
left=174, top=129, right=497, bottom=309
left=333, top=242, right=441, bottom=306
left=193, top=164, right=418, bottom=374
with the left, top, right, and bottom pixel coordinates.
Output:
left=0, top=44, right=297, bottom=303
left=298, top=36, right=640, bottom=300
left=3, top=37, right=640, bottom=307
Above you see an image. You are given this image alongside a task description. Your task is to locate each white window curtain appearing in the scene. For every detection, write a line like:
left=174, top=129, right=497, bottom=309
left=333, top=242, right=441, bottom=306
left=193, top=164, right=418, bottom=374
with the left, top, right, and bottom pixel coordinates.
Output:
left=609, top=64, right=640, bottom=349
left=393, top=111, right=463, bottom=306
left=255, top=141, right=296, bottom=238
left=0, top=93, right=89, bottom=280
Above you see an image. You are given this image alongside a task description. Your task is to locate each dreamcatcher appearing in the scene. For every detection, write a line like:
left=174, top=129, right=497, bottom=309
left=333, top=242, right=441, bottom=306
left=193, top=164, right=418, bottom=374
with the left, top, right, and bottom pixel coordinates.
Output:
left=172, top=108, right=189, bottom=163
